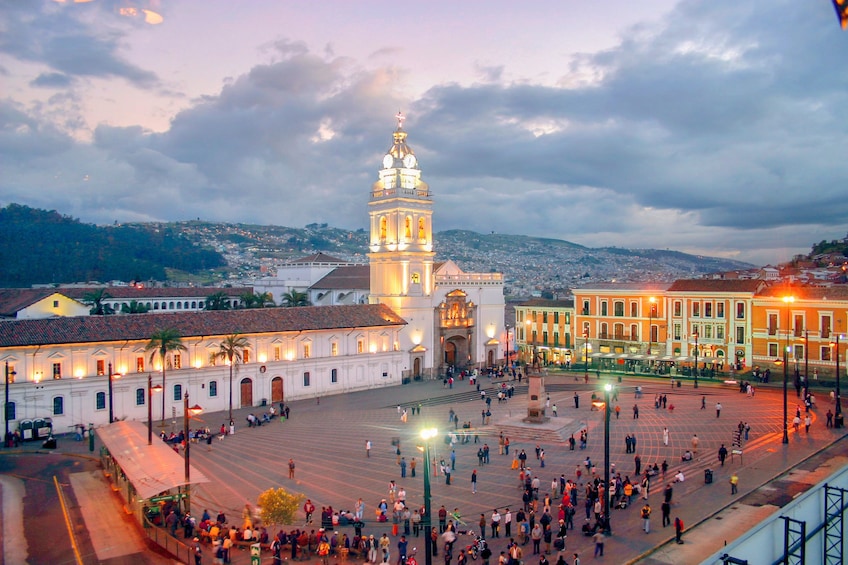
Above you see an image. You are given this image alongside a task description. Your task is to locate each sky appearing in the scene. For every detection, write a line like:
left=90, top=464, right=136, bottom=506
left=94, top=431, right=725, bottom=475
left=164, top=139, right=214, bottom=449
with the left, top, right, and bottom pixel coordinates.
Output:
left=1, top=0, right=846, bottom=267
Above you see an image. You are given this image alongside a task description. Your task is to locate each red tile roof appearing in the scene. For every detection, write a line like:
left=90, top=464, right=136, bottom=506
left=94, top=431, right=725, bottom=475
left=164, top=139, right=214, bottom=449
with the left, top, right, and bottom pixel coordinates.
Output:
left=0, top=304, right=406, bottom=347
left=667, top=279, right=765, bottom=293
left=310, top=266, right=371, bottom=290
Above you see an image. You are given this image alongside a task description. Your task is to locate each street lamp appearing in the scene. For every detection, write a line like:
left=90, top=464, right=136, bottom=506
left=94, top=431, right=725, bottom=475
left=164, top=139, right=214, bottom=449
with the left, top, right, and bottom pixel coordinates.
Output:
left=831, top=332, right=843, bottom=428
left=692, top=329, right=700, bottom=389
left=583, top=329, right=590, bottom=382
left=147, top=374, right=163, bottom=445
left=647, top=297, right=656, bottom=355
left=603, top=383, right=612, bottom=534
left=505, top=325, right=511, bottom=371
left=183, top=392, right=203, bottom=514
left=4, top=361, right=17, bottom=446
left=107, top=363, right=122, bottom=424
left=420, top=427, right=438, bottom=565
left=782, top=296, right=794, bottom=444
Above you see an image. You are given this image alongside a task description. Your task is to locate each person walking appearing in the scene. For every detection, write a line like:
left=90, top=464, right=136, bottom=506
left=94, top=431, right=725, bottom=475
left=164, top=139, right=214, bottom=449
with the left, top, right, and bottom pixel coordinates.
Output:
left=715, top=402, right=722, bottom=418
left=691, top=434, right=700, bottom=454
left=634, top=454, right=642, bottom=476
left=401, top=457, right=407, bottom=478
left=633, top=404, right=639, bottom=419
left=288, top=458, right=296, bottom=479
left=640, top=503, right=651, bottom=533
left=674, top=517, right=684, bottom=544
left=701, top=396, right=706, bottom=410
left=574, top=393, right=579, bottom=409
left=366, top=440, right=372, bottom=457
left=661, top=500, right=670, bottom=527
left=662, top=428, right=669, bottom=446
left=718, top=444, right=728, bottom=467
left=471, top=470, right=478, bottom=494
left=592, top=530, right=605, bottom=557
left=805, top=414, right=811, bottom=433
left=552, top=404, right=558, bottom=417
left=730, top=472, right=738, bottom=495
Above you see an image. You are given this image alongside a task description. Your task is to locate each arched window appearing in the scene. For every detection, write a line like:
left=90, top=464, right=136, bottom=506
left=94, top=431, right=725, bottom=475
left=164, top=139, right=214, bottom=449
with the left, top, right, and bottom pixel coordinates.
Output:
left=379, top=217, right=387, bottom=240
left=173, top=384, right=182, bottom=401
left=418, top=218, right=426, bottom=239
left=405, top=216, right=412, bottom=239
left=136, top=388, right=145, bottom=406
left=5, top=401, right=15, bottom=420
left=209, top=381, right=218, bottom=397
left=53, top=396, right=64, bottom=415
left=96, top=392, right=106, bottom=410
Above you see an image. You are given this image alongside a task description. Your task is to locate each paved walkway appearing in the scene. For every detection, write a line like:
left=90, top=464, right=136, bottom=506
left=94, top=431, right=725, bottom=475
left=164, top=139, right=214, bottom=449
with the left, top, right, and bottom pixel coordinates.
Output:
left=4, top=371, right=845, bottom=564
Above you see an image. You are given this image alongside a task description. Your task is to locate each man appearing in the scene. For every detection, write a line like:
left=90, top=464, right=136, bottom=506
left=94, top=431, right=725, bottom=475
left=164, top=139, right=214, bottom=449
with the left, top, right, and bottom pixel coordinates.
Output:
left=661, top=500, right=670, bottom=527
left=691, top=434, right=700, bottom=454
left=633, top=404, right=639, bottom=419
left=439, top=506, right=448, bottom=533
left=304, top=499, right=316, bottom=524
left=718, top=444, right=728, bottom=467
left=662, top=428, right=669, bottom=446
left=730, top=472, right=739, bottom=495
left=491, top=509, right=502, bottom=538
left=503, top=508, right=512, bottom=536
left=289, top=458, right=296, bottom=479
left=411, top=458, right=417, bottom=477
left=640, top=503, right=651, bottom=533
left=397, top=535, right=408, bottom=565
left=664, top=483, right=673, bottom=505
left=471, top=470, right=478, bottom=494
left=574, top=393, right=579, bottom=408
left=592, top=530, right=605, bottom=557
left=716, top=402, right=722, bottom=418
left=674, top=517, right=684, bottom=544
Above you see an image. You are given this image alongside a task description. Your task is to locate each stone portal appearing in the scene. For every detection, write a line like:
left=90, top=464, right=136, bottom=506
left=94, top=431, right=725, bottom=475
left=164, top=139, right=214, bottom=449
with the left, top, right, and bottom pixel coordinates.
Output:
left=525, top=372, right=549, bottom=423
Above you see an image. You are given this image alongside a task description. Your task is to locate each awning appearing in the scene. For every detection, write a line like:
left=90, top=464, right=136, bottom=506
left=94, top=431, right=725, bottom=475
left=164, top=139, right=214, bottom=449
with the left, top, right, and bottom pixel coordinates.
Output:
left=590, top=352, right=604, bottom=358
left=97, top=420, right=210, bottom=501
left=602, top=353, right=618, bottom=358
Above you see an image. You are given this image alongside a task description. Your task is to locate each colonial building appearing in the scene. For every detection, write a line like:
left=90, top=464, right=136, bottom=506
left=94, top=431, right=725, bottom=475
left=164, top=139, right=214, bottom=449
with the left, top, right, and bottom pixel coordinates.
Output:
left=515, top=299, right=575, bottom=366
left=0, top=305, right=406, bottom=432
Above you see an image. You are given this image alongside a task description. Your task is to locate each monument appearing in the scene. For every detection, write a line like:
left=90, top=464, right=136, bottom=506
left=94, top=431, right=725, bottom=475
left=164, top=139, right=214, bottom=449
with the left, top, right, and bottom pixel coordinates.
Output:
left=525, top=372, right=549, bottom=423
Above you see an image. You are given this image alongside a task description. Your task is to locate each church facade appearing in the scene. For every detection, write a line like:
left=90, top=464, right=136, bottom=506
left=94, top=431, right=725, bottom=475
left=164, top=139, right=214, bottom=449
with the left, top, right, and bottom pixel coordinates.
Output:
left=367, top=114, right=506, bottom=379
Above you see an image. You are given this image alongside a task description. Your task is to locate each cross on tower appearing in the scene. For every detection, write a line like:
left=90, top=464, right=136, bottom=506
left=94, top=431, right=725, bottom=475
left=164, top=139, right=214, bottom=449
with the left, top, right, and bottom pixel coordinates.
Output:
left=396, top=111, right=406, bottom=128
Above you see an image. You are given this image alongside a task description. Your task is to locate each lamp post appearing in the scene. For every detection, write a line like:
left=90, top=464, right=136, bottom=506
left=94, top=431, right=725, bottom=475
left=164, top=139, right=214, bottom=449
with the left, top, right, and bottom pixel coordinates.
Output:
left=505, top=325, right=511, bottom=371
left=583, top=329, right=590, bottom=382
left=183, top=392, right=203, bottom=514
left=147, top=374, right=163, bottom=445
left=107, top=363, right=114, bottom=424
left=647, top=297, right=656, bottom=355
left=804, top=329, right=809, bottom=389
left=4, top=361, right=17, bottom=445
left=832, top=333, right=843, bottom=428
left=782, top=296, right=794, bottom=444
left=693, top=329, right=699, bottom=389
left=603, top=383, right=612, bottom=534
left=420, top=428, right=438, bottom=565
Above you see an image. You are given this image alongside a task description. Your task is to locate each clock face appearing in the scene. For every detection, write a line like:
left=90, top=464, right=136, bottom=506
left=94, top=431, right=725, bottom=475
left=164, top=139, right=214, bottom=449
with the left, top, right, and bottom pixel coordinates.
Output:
left=403, top=154, right=417, bottom=168
left=383, top=154, right=394, bottom=169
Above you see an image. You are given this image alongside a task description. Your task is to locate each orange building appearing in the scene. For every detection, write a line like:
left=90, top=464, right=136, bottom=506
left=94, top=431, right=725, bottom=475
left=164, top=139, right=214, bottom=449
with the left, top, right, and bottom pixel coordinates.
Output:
left=515, top=299, right=574, bottom=366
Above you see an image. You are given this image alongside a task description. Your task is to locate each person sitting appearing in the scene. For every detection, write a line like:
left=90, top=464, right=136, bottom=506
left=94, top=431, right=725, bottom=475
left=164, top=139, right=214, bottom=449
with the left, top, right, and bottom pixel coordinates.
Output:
left=681, top=451, right=693, bottom=462
left=674, top=470, right=685, bottom=483
left=581, top=519, right=596, bottom=536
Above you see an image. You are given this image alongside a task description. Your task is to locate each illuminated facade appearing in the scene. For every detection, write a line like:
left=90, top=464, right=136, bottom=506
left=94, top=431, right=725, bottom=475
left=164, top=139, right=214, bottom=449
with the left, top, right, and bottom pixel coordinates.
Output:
left=515, top=299, right=575, bottom=366
left=368, top=115, right=505, bottom=378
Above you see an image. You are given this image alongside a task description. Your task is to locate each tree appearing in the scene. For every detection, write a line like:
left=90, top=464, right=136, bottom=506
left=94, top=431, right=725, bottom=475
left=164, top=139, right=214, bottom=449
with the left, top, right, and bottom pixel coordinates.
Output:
left=83, top=288, right=114, bottom=315
left=281, top=289, right=310, bottom=307
left=239, top=291, right=258, bottom=309
left=205, top=291, right=231, bottom=310
left=255, top=291, right=275, bottom=308
left=211, top=333, right=250, bottom=421
left=121, top=299, right=150, bottom=314
left=257, top=487, right=304, bottom=527
left=145, top=328, right=187, bottom=422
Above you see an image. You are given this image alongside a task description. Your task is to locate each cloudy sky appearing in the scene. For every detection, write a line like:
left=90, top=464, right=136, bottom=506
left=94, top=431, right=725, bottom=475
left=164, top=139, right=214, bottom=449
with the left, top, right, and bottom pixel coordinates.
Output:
left=1, top=0, right=846, bottom=266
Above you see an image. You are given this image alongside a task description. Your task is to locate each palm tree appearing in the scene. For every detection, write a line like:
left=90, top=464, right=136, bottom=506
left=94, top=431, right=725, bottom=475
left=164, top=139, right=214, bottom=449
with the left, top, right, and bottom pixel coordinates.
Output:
left=145, top=328, right=187, bottom=422
left=121, top=299, right=150, bottom=314
left=239, top=291, right=258, bottom=309
left=83, top=288, right=114, bottom=315
left=281, top=289, right=311, bottom=307
left=205, top=291, right=231, bottom=310
left=211, top=333, right=250, bottom=421
left=255, top=292, right=275, bottom=308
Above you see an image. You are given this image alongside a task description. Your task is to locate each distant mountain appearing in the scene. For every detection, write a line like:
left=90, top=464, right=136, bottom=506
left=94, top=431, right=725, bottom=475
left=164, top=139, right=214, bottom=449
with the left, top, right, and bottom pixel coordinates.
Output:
left=0, top=204, right=226, bottom=287
left=0, top=204, right=756, bottom=290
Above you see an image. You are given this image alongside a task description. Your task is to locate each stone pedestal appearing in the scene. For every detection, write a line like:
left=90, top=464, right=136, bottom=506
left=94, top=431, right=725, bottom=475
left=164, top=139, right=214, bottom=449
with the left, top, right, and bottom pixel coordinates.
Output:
left=525, top=373, right=549, bottom=423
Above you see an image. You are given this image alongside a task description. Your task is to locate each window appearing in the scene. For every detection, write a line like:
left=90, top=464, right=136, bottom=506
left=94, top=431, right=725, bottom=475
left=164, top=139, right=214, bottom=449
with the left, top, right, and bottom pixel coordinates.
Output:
left=53, top=396, right=64, bottom=415
left=822, top=316, right=832, bottom=339
left=674, top=323, right=681, bottom=340
left=136, top=357, right=144, bottom=372
left=173, top=384, right=182, bottom=401
left=5, top=401, right=15, bottom=420
left=411, top=272, right=420, bottom=284
left=736, top=302, right=745, bottom=319
left=613, top=323, right=624, bottom=339
left=209, top=381, right=218, bottom=397
left=768, top=314, right=778, bottom=336
left=822, top=346, right=832, bottom=361
left=331, top=342, right=338, bottom=356
left=768, top=343, right=778, bottom=357
left=554, top=312, right=559, bottom=324
left=542, top=312, right=548, bottom=323
left=717, top=303, right=725, bottom=318
left=692, top=303, right=700, bottom=317
left=600, top=302, right=608, bottom=316
left=53, top=300, right=59, bottom=308
left=96, top=359, right=105, bottom=376
left=331, top=368, right=338, bottom=384
left=582, top=301, right=589, bottom=315
left=736, top=326, right=745, bottom=345
left=531, top=331, right=537, bottom=344
left=418, top=218, right=426, bottom=239
left=96, top=392, right=106, bottom=410
left=630, top=302, right=638, bottom=317
left=704, top=303, right=712, bottom=318
left=565, top=312, right=571, bottom=324
left=631, top=324, right=639, bottom=341
left=703, top=326, right=713, bottom=339
left=357, top=340, right=364, bottom=354
left=553, top=332, right=559, bottom=347
left=273, top=346, right=281, bottom=361
left=793, top=315, right=804, bottom=337
left=674, top=301, right=682, bottom=317
left=717, top=326, right=725, bottom=340
left=613, top=302, right=624, bottom=317
left=303, top=344, right=311, bottom=359
left=136, top=388, right=145, bottom=406
left=600, top=323, right=608, bottom=337
left=303, top=372, right=311, bottom=387
left=543, top=331, right=548, bottom=345
left=52, top=362, right=62, bottom=379
left=795, top=345, right=805, bottom=361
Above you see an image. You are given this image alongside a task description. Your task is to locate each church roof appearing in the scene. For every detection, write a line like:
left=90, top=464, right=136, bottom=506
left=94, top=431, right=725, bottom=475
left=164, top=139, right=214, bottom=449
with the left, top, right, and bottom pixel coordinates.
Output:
left=0, top=304, right=406, bottom=347
left=289, top=253, right=348, bottom=264
left=310, top=266, right=371, bottom=290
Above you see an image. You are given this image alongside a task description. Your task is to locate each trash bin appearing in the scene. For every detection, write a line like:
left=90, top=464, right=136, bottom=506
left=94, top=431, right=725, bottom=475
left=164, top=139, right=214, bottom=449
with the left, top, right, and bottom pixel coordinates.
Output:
left=19, top=419, right=33, bottom=441
left=836, top=414, right=844, bottom=429
left=705, top=469, right=713, bottom=484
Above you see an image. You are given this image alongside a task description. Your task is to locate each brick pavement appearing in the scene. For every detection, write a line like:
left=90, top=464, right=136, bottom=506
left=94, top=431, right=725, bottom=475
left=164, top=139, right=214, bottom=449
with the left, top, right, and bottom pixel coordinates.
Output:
left=13, top=371, right=842, bottom=564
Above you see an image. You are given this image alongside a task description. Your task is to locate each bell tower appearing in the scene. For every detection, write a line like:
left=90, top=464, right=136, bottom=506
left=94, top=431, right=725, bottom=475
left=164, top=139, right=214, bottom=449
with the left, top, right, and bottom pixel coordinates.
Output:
left=368, top=112, right=435, bottom=302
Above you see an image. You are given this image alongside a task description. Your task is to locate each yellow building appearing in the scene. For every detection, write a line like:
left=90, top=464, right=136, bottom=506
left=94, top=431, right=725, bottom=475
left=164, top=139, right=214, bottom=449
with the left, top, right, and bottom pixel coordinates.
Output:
left=515, top=299, right=574, bottom=366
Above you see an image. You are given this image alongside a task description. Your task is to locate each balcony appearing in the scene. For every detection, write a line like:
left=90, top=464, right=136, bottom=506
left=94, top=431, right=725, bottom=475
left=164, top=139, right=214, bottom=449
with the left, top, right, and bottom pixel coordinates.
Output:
left=599, top=332, right=635, bottom=341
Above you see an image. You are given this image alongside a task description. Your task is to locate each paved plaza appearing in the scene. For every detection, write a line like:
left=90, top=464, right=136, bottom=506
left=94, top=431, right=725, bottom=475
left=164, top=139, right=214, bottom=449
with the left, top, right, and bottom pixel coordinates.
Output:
left=2, top=371, right=845, bottom=564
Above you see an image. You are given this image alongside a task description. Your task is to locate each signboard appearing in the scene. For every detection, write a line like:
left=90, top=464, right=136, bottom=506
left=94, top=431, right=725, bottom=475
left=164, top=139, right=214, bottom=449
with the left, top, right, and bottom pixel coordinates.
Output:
left=251, top=543, right=261, bottom=565
left=149, top=493, right=187, bottom=503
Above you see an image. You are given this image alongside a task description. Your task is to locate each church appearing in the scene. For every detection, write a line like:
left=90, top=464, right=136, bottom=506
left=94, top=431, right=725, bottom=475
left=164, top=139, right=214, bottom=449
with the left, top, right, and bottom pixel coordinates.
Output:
left=367, top=113, right=505, bottom=379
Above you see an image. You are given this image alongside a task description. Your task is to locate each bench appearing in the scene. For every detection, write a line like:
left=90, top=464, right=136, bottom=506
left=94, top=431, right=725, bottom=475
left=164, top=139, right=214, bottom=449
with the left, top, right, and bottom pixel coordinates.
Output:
left=233, top=540, right=273, bottom=551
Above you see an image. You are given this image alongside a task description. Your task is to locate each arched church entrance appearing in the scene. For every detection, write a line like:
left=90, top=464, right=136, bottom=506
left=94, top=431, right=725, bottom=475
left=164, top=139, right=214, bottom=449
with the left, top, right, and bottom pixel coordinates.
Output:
left=271, top=376, right=283, bottom=403
left=413, top=358, right=422, bottom=378
left=444, top=336, right=469, bottom=369
left=240, top=378, right=253, bottom=407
